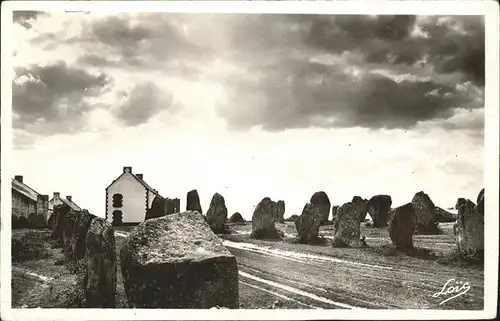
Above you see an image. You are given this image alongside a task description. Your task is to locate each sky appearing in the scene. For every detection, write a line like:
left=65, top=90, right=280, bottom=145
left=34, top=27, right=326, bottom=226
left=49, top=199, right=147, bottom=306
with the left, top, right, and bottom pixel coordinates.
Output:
left=10, top=12, right=485, bottom=220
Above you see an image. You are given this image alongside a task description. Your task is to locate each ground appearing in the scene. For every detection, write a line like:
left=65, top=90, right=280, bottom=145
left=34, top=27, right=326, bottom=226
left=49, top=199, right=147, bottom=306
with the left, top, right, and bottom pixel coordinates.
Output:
left=11, top=221, right=483, bottom=309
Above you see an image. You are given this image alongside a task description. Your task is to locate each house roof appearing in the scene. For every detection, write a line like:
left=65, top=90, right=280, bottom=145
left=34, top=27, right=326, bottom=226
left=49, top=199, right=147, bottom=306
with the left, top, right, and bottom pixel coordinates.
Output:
left=62, top=198, right=82, bottom=211
left=134, top=175, right=162, bottom=197
left=49, top=197, right=82, bottom=211
left=106, top=171, right=162, bottom=198
left=12, top=179, right=40, bottom=202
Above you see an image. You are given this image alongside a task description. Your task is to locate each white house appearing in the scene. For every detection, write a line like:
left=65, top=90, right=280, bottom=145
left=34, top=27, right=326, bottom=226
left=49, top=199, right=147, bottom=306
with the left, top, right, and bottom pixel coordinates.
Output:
left=105, top=166, right=163, bottom=225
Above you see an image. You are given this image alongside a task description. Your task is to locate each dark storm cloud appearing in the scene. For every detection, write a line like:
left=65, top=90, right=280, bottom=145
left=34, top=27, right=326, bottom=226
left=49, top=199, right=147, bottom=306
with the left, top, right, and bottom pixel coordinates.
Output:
left=20, top=13, right=484, bottom=133
left=219, top=55, right=478, bottom=131
left=13, top=11, right=46, bottom=28
left=113, top=83, right=179, bottom=127
left=303, top=15, right=484, bottom=86
left=216, top=15, right=484, bottom=131
left=78, top=14, right=209, bottom=69
left=13, top=61, right=111, bottom=134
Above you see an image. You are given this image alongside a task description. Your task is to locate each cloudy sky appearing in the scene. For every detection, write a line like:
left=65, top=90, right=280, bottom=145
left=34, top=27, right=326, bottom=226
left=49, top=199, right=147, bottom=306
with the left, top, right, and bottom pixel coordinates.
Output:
left=11, top=11, right=484, bottom=219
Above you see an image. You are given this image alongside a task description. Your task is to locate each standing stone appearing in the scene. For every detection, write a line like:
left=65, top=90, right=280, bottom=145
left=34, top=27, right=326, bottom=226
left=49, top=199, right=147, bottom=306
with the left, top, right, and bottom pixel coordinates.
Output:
left=186, top=189, right=203, bottom=214
left=251, top=197, right=282, bottom=239
left=228, top=212, right=245, bottom=223
left=331, top=205, right=339, bottom=224
left=388, top=203, right=416, bottom=250
left=475, top=188, right=484, bottom=216
left=455, top=198, right=466, bottom=210
left=332, top=202, right=361, bottom=247
left=206, top=193, right=228, bottom=234
left=454, top=199, right=484, bottom=260
left=146, top=196, right=165, bottom=220
left=63, top=210, right=79, bottom=256
left=411, top=191, right=439, bottom=234
left=165, top=198, right=175, bottom=215
left=120, top=211, right=239, bottom=308
left=366, top=195, right=392, bottom=227
left=310, top=191, right=331, bottom=224
left=352, top=196, right=368, bottom=222
left=275, top=200, right=285, bottom=223
left=173, top=198, right=180, bottom=213
left=295, top=203, right=324, bottom=244
left=47, top=212, right=55, bottom=231
left=71, top=210, right=96, bottom=260
left=51, top=204, right=71, bottom=246
left=85, top=218, right=116, bottom=308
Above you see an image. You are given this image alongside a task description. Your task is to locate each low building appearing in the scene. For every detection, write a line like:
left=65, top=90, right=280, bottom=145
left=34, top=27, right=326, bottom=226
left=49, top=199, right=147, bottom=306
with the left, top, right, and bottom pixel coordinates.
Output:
left=105, top=166, right=163, bottom=225
left=11, top=175, right=49, bottom=221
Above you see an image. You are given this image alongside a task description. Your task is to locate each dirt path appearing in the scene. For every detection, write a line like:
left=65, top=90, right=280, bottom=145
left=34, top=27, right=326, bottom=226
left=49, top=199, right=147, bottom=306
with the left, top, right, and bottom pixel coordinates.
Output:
left=12, top=223, right=482, bottom=310
left=114, top=222, right=484, bottom=310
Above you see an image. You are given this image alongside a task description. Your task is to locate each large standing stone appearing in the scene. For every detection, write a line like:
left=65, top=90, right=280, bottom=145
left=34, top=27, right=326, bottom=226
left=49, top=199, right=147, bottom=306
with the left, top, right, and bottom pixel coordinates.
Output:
left=310, top=191, right=331, bottom=224
left=475, top=188, right=484, bottom=216
left=85, top=218, right=116, bottom=308
left=295, top=203, right=324, bottom=244
left=146, top=196, right=165, bottom=220
left=275, top=200, right=285, bottom=223
left=120, top=211, right=239, bottom=308
left=228, top=212, right=245, bottom=223
left=51, top=204, right=71, bottom=246
left=186, top=189, right=203, bottom=214
left=332, top=202, right=361, bottom=247
left=331, top=205, right=339, bottom=224
left=165, top=198, right=175, bottom=215
left=388, top=203, right=416, bottom=250
left=366, top=195, right=392, bottom=227
left=206, top=193, right=228, bottom=234
left=351, top=196, right=368, bottom=222
left=454, top=199, right=484, bottom=260
left=71, top=210, right=96, bottom=259
left=411, top=191, right=439, bottom=234
left=251, top=197, right=282, bottom=239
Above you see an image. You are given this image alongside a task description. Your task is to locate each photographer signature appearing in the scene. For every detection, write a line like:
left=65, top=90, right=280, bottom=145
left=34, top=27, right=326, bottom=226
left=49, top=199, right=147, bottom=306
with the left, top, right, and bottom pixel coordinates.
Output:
left=432, top=278, right=471, bottom=305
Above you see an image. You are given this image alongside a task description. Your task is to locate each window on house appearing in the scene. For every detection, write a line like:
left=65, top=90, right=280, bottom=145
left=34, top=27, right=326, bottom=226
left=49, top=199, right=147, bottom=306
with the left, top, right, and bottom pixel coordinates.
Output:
left=112, top=193, right=123, bottom=208
left=112, top=210, right=123, bottom=226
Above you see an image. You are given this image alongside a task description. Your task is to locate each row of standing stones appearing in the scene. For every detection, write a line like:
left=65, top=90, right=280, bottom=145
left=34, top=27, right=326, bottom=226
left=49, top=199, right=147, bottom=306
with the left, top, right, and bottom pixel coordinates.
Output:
left=250, top=189, right=484, bottom=260
left=42, top=187, right=484, bottom=308
left=48, top=204, right=116, bottom=307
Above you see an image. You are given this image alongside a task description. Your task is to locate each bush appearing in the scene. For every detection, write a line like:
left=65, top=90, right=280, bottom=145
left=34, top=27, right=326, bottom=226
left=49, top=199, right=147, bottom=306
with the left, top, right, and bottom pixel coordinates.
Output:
left=12, top=231, right=50, bottom=262
left=18, top=216, right=30, bottom=229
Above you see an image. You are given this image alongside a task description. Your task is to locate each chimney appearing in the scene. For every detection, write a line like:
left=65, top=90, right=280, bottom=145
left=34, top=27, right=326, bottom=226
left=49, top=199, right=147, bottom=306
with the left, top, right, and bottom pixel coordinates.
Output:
left=54, top=192, right=60, bottom=199
left=136, top=174, right=143, bottom=180
left=66, top=196, right=72, bottom=202
left=14, top=175, right=23, bottom=183
left=123, top=166, right=132, bottom=174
